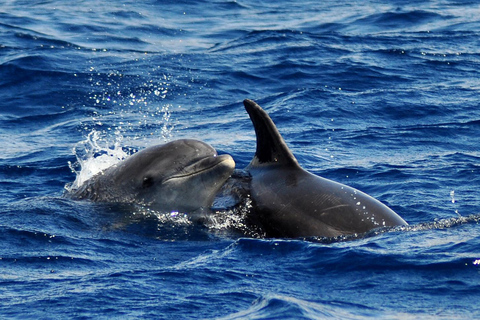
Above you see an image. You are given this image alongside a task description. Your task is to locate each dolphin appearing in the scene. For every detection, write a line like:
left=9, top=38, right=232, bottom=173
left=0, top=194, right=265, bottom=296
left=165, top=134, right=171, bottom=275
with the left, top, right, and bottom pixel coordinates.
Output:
left=68, top=139, right=235, bottom=213
left=243, top=99, right=407, bottom=238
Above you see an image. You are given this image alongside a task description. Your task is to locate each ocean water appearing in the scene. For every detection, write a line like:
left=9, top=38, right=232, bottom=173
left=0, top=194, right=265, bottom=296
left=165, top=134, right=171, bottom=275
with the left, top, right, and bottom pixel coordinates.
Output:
left=1, top=0, right=480, bottom=318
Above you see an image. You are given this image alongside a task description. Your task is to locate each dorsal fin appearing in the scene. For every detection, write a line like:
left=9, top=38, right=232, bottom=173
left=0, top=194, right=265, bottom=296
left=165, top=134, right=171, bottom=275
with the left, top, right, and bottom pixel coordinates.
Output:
left=243, top=99, right=299, bottom=168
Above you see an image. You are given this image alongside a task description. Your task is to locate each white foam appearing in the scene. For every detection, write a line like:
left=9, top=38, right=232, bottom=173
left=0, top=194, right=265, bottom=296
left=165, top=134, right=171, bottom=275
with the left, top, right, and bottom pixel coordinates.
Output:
left=67, top=130, right=129, bottom=190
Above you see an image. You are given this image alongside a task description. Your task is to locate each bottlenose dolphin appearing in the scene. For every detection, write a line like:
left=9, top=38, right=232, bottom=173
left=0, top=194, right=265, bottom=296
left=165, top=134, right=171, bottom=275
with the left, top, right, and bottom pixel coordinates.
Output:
left=68, top=139, right=235, bottom=213
left=243, top=99, right=407, bottom=238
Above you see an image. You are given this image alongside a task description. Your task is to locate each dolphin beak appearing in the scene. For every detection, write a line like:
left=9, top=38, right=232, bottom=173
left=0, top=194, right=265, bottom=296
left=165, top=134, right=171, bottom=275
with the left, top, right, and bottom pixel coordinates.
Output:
left=165, top=154, right=235, bottom=182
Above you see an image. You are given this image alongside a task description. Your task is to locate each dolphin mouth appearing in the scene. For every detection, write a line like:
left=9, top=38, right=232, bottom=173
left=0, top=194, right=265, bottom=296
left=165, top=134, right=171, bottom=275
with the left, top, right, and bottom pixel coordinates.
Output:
left=163, top=154, right=235, bottom=182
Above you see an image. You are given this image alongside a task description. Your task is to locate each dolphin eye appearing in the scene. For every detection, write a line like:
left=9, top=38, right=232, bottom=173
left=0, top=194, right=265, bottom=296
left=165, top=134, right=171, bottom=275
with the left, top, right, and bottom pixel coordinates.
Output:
left=142, top=176, right=154, bottom=188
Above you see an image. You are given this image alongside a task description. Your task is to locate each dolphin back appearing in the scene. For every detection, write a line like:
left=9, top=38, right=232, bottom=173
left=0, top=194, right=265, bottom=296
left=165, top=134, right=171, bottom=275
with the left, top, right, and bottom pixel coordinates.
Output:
left=243, top=99, right=407, bottom=239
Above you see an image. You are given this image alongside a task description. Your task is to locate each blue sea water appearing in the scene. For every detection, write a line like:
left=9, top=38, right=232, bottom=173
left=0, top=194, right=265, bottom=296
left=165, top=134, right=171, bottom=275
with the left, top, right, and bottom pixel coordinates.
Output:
left=1, top=0, right=480, bottom=318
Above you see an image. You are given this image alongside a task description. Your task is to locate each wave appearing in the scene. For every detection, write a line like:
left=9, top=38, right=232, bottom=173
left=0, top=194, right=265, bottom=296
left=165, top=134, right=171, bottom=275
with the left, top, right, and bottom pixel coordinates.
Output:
left=217, top=294, right=378, bottom=320
left=352, top=10, right=450, bottom=32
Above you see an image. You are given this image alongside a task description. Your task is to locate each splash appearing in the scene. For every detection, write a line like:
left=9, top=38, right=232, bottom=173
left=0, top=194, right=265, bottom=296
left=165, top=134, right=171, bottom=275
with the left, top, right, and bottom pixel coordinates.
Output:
left=407, top=214, right=480, bottom=232
left=67, top=64, right=178, bottom=191
left=67, top=130, right=129, bottom=191
left=308, top=213, right=480, bottom=243
left=207, top=198, right=258, bottom=235
left=84, top=68, right=176, bottom=142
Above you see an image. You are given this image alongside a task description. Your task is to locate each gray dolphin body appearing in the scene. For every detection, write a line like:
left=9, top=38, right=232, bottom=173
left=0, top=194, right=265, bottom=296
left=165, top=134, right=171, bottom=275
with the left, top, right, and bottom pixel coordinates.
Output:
left=243, top=99, right=407, bottom=238
left=69, top=139, right=235, bottom=213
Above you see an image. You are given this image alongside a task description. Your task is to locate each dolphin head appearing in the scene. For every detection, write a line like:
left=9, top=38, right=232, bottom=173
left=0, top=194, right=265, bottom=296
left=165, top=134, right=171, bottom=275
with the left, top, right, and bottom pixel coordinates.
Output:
left=113, top=139, right=235, bottom=212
